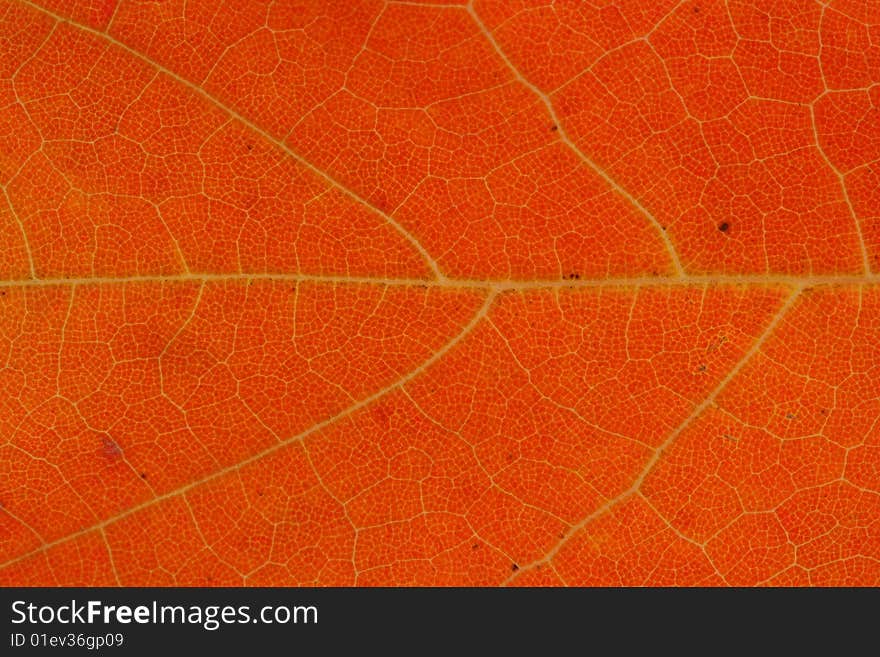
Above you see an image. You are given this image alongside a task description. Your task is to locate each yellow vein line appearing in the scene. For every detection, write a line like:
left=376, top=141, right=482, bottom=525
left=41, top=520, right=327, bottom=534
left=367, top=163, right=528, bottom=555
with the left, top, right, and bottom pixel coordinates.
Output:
left=814, top=1, right=872, bottom=274
left=98, top=527, right=122, bottom=586
left=0, top=184, right=36, bottom=279
left=465, top=1, right=686, bottom=277
left=0, top=289, right=497, bottom=571
left=503, top=284, right=803, bottom=585
left=0, top=496, right=46, bottom=545
left=0, top=272, right=877, bottom=290
left=18, top=0, right=446, bottom=283
left=810, top=100, right=872, bottom=275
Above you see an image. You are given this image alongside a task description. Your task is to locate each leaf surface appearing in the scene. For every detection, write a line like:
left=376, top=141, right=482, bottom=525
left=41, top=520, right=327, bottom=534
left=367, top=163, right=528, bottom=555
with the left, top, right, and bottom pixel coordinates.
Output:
left=1, top=0, right=878, bottom=586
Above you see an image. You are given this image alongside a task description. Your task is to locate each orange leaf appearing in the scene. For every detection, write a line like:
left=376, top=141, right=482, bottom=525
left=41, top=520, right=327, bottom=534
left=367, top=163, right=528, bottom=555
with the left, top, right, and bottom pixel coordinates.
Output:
left=1, top=0, right=878, bottom=587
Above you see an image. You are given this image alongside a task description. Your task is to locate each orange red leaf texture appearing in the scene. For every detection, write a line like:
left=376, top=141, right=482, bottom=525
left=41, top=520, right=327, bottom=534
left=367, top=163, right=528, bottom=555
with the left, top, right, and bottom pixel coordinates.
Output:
left=0, top=0, right=878, bottom=586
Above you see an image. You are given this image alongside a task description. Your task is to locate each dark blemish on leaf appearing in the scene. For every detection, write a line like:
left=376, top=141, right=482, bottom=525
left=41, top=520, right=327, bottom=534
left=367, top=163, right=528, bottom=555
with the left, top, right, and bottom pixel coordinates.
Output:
left=693, top=6, right=700, bottom=13
left=550, top=124, right=558, bottom=132
left=718, top=222, right=730, bottom=233
left=257, top=489, right=264, bottom=497
left=558, top=532, right=566, bottom=539
left=563, top=272, right=581, bottom=281
left=139, top=472, right=147, bottom=479
left=661, top=225, right=667, bottom=231
left=0, top=290, right=6, bottom=296
left=697, top=364, right=707, bottom=372
left=472, top=543, right=480, bottom=550
left=722, top=433, right=738, bottom=442
left=786, top=412, right=796, bottom=420
left=246, top=143, right=253, bottom=151
left=820, top=408, right=828, bottom=416
left=511, top=563, right=519, bottom=572
left=708, top=334, right=729, bottom=352
left=506, top=452, right=515, bottom=462
left=536, top=564, right=542, bottom=570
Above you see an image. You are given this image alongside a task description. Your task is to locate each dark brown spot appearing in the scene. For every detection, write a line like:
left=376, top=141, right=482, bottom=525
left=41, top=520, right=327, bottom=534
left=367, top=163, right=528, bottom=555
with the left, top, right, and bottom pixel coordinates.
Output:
left=139, top=472, right=147, bottom=479
left=697, top=364, right=707, bottom=372
left=246, top=143, right=253, bottom=151
left=511, top=563, right=519, bottom=572
left=550, top=124, right=558, bottom=132
left=472, top=543, right=480, bottom=550
left=718, top=222, right=730, bottom=233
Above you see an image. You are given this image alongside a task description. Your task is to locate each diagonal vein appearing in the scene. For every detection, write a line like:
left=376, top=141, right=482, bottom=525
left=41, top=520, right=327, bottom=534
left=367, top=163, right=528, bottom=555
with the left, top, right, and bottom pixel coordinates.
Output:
left=465, top=1, right=686, bottom=277
left=0, top=184, right=36, bottom=279
left=503, top=283, right=803, bottom=585
left=813, top=1, right=872, bottom=275
left=809, top=101, right=873, bottom=275
left=17, top=0, right=446, bottom=282
left=0, top=289, right=498, bottom=572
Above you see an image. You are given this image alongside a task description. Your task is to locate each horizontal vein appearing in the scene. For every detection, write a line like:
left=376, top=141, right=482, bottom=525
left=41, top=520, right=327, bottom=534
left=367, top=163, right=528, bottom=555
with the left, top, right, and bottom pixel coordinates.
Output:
left=19, top=0, right=446, bottom=282
left=0, top=289, right=497, bottom=572
left=465, top=1, right=686, bottom=277
left=503, top=284, right=803, bottom=585
left=1, top=272, right=878, bottom=290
